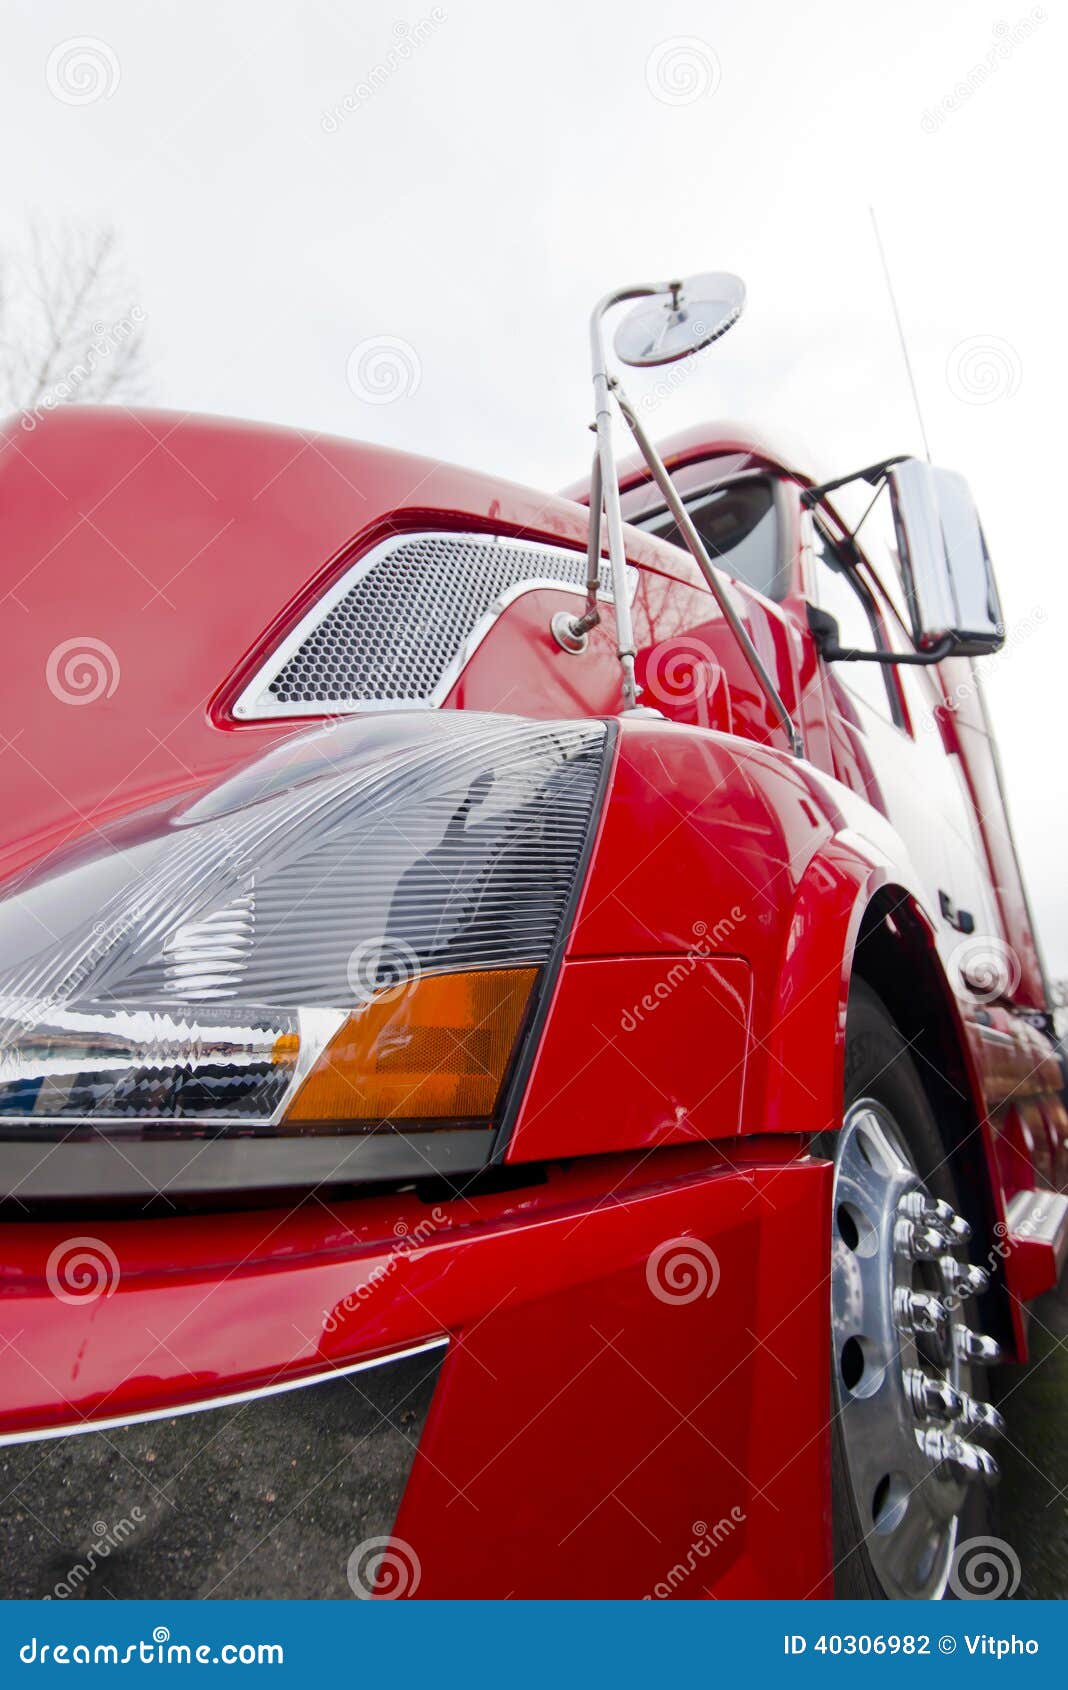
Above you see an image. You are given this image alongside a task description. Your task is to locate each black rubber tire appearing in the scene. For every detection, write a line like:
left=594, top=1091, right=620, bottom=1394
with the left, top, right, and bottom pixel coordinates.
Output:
left=814, top=980, right=992, bottom=1599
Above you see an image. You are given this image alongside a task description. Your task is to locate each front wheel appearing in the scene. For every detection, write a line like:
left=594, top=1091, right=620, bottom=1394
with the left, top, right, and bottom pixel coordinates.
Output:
left=815, top=982, right=1005, bottom=1599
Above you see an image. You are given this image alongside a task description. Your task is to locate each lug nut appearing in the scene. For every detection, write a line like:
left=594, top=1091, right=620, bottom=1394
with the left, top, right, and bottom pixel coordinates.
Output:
left=954, top=1326, right=1001, bottom=1363
left=916, top=1427, right=1000, bottom=1483
left=898, top=1192, right=972, bottom=1243
left=940, top=1258, right=990, bottom=1297
left=904, top=1367, right=962, bottom=1420
left=959, top=1394, right=1006, bottom=1439
left=895, top=1219, right=947, bottom=1260
left=894, top=1288, right=948, bottom=1335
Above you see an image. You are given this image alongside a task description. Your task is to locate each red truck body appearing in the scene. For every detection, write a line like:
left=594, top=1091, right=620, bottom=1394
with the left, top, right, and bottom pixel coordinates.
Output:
left=0, top=404, right=1064, bottom=1599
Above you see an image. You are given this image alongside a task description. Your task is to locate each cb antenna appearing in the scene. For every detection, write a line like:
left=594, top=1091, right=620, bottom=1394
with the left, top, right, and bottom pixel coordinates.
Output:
left=869, top=206, right=933, bottom=464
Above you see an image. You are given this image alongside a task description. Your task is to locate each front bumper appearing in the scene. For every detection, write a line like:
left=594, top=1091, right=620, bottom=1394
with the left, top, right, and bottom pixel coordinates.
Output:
left=0, top=1143, right=831, bottom=1598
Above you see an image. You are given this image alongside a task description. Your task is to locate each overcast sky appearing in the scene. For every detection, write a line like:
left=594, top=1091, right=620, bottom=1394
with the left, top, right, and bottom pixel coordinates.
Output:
left=4, top=0, right=1066, bottom=972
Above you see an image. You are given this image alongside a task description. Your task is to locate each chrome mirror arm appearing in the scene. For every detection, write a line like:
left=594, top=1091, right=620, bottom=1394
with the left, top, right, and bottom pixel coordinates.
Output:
left=556, top=282, right=687, bottom=706
left=588, top=284, right=670, bottom=711
left=556, top=275, right=804, bottom=755
left=556, top=448, right=602, bottom=649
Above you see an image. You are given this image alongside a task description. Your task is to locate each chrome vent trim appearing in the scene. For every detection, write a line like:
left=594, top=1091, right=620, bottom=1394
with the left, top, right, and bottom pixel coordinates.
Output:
left=233, top=530, right=636, bottom=720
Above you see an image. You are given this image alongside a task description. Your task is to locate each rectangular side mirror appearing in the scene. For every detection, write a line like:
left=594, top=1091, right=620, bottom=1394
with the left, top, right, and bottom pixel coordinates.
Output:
left=888, top=460, right=1005, bottom=656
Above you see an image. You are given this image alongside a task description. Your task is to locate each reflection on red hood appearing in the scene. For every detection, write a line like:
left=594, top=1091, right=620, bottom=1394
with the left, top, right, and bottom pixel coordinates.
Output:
left=0, top=406, right=593, bottom=888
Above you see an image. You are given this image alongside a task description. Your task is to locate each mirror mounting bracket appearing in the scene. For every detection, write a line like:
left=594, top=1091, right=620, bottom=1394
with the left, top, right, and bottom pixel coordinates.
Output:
left=801, top=455, right=913, bottom=547
left=806, top=603, right=954, bottom=668
left=800, top=455, right=911, bottom=508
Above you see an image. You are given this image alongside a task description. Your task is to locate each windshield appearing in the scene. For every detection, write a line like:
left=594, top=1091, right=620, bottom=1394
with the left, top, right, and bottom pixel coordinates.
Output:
left=632, top=476, right=785, bottom=601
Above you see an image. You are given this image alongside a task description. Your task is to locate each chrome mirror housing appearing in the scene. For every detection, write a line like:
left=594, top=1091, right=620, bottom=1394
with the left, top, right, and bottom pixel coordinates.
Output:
left=888, top=460, right=1005, bottom=657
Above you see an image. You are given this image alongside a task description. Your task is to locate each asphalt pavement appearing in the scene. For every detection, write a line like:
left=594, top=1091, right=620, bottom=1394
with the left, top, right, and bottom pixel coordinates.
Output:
left=994, top=1282, right=1068, bottom=1598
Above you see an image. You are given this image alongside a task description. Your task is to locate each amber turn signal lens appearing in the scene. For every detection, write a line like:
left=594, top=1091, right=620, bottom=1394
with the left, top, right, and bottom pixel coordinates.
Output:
left=283, top=967, right=537, bottom=1127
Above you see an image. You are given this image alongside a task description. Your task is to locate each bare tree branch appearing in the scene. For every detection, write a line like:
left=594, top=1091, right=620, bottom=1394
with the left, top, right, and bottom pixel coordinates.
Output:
left=0, top=220, right=149, bottom=417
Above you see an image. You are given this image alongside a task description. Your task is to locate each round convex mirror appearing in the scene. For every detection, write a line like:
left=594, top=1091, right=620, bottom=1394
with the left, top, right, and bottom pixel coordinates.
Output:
left=614, top=272, right=746, bottom=367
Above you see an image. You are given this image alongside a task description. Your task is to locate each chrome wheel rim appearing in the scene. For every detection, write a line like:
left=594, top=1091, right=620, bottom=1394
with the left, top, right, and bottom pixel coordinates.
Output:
left=831, top=1098, right=1003, bottom=1600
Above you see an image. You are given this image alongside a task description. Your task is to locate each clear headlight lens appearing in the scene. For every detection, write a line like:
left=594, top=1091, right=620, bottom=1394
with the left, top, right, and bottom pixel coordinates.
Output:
left=0, top=713, right=608, bottom=1190
left=0, top=1001, right=300, bottom=1123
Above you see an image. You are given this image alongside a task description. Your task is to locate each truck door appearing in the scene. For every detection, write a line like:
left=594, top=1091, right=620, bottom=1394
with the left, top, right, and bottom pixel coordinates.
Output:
left=800, top=505, right=1004, bottom=986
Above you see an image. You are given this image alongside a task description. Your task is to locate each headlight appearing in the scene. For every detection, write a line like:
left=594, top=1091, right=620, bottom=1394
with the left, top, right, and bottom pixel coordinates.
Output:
left=0, top=712, right=610, bottom=1199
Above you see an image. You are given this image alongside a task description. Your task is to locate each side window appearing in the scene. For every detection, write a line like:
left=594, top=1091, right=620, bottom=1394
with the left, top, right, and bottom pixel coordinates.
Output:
left=634, top=476, right=786, bottom=601
left=809, top=523, right=903, bottom=726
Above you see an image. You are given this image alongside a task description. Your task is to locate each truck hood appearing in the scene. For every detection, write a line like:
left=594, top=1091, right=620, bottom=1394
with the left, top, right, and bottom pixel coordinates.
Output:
left=0, top=406, right=600, bottom=887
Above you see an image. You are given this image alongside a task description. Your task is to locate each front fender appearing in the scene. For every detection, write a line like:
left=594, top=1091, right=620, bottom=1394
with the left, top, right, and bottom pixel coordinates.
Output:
left=506, top=720, right=980, bottom=1159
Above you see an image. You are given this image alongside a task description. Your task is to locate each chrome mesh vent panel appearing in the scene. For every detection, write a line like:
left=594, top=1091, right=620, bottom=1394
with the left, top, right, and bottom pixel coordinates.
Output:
left=234, top=531, right=624, bottom=720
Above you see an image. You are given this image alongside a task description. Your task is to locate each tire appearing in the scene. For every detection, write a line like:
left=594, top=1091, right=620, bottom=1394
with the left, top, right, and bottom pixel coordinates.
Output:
left=814, top=980, right=994, bottom=1600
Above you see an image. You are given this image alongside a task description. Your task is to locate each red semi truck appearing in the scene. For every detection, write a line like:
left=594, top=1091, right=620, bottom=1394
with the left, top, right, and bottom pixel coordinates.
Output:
left=0, top=275, right=1064, bottom=1600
